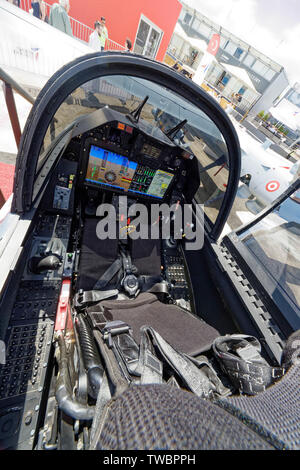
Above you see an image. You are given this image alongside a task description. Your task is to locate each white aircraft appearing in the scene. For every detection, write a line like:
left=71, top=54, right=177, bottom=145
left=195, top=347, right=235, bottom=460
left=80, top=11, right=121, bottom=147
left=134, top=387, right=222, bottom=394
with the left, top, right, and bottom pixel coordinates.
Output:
left=233, top=122, right=300, bottom=208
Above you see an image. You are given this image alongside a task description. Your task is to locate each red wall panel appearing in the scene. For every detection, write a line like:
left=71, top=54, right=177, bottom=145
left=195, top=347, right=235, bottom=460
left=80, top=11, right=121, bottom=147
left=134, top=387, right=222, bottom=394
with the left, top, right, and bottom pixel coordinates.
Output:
left=46, top=0, right=182, bottom=61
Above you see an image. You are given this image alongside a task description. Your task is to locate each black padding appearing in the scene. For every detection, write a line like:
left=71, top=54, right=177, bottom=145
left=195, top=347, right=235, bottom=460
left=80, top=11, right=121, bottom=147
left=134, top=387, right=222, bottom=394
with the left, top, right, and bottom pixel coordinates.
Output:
left=78, top=220, right=161, bottom=290
left=220, top=363, right=300, bottom=449
left=93, top=384, right=273, bottom=450
left=101, top=293, right=219, bottom=356
left=78, top=218, right=119, bottom=291
left=131, top=235, right=161, bottom=277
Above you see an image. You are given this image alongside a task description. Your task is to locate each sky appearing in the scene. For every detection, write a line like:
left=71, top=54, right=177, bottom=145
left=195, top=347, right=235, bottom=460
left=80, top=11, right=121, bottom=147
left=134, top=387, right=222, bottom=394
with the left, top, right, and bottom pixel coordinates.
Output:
left=183, top=0, right=300, bottom=84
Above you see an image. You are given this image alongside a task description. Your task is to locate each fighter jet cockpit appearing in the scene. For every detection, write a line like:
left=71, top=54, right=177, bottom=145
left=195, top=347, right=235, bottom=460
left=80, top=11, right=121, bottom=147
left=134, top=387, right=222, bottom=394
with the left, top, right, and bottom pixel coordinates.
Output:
left=0, top=53, right=299, bottom=451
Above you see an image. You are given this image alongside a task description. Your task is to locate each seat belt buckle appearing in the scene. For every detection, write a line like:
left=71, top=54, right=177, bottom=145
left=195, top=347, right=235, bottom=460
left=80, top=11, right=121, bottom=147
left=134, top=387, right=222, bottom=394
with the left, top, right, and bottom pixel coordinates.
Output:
left=102, top=320, right=132, bottom=348
left=122, top=274, right=140, bottom=297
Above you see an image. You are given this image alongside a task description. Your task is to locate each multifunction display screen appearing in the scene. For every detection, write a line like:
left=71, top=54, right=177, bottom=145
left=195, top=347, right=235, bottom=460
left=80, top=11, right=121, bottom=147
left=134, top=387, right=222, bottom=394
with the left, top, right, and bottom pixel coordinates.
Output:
left=85, top=145, right=173, bottom=199
left=86, top=146, right=137, bottom=191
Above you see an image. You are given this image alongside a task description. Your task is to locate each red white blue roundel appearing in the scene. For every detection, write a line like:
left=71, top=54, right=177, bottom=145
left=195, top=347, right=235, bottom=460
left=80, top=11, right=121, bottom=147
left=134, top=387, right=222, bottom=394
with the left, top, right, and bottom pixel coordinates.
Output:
left=266, top=180, right=280, bottom=192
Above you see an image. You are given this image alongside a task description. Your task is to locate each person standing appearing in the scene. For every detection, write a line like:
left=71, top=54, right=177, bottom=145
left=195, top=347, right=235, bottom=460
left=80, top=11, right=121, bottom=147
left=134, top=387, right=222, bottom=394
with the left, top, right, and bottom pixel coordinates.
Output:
left=31, top=1, right=40, bottom=18
left=125, top=38, right=132, bottom=52
left=99, top=16, right=108, bottom=51
left=88, top=21, right=103, bottom=51
left=49, top=0, right=73, bottom=36
left=30, top=0, right=48, bottom=22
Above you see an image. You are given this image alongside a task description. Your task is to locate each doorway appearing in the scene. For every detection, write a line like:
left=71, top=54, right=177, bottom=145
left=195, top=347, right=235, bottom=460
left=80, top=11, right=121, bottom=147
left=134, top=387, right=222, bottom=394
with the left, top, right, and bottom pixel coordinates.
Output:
left=134, top=15, right=163, bottom=59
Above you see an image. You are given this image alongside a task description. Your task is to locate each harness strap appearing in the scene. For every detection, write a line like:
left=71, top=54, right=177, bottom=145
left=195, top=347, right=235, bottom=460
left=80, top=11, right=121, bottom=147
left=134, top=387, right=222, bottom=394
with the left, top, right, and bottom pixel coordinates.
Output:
left=74, top=289, right=118, bottom=309
left=93, top=258, right=122, bottom=290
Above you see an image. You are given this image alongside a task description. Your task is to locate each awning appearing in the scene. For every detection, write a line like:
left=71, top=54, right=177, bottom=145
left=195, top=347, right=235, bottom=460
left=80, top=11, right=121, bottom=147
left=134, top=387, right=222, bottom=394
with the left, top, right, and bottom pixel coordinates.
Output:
left=188, top=37, right=207, bottom=52
left=173, top=23, right=207, bottom=52
left=174, top=22, right=188, bottom=41
left=220, top=62, right=257, bottom=92
left=270, top=99, right=300, bottom=131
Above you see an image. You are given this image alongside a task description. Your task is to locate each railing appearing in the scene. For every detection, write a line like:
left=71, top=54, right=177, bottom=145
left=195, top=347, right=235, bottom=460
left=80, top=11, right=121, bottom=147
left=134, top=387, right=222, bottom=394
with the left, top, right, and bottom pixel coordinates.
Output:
left=0, top=66, right=35, bottom=149
left=0, top=66, right=36, bottom=206
left=19, top=0, right=125, bottom=50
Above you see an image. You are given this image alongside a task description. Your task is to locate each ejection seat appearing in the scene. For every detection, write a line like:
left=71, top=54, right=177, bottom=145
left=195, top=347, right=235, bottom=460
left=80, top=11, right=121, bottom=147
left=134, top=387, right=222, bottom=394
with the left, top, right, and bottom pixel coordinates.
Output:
left=75, top=216, right=219, bottom=357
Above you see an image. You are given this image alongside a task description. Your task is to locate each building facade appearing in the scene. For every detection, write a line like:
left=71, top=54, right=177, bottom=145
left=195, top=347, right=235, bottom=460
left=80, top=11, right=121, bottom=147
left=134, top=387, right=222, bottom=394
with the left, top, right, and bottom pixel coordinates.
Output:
left=46, top=0, right=182, bottom=62
left=166, top=2, right=289, bottom=114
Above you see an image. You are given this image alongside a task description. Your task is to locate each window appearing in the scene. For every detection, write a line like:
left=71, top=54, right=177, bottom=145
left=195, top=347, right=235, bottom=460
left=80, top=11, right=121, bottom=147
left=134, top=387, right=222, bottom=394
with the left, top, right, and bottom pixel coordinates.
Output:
left=224, top=40, right=237, bottom=56
left=169, top=34, right=184, bottom=57
left=198, top=22, right=212, bottom=38
left=37, top=74, right=230, bottom=229
left=219, top=35, right=228, bottom=49
left=184, top=13, right=192, bottom=24
left=192, top=18, right=200, bottom=31
left=264, top=69, right=276, bottom=81
left=238, top=189, right=300, bottom=313
left=287, top=90, right=300, bottom=107
left=133, top=15, right=163, bottom=59
left=222, top=74, right=231, bottom=85
left=233, top=47, right=245, bottom=61
left=252, top=60, right=269, bottom=76
left=243, top=54, right=255, bottom=68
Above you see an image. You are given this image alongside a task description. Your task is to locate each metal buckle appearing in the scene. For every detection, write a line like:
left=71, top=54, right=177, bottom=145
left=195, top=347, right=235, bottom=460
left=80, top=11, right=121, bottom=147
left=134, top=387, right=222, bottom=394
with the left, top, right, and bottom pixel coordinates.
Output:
left=122, top=274, right=140, bottom=297
left=102, top=320, right=131, bottom=348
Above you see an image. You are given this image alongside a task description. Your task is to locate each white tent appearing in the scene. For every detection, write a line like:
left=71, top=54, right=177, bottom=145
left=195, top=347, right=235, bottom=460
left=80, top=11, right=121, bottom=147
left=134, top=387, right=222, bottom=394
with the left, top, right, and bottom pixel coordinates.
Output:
left=269, top=99, right=300, bottom=131
left=173, top=23, right=207, bottom=53
left=220, top=62, right=257, bottom=92
left=174, top=22, right=188, bottom=41
left=188, top=37, right=207, bottom=52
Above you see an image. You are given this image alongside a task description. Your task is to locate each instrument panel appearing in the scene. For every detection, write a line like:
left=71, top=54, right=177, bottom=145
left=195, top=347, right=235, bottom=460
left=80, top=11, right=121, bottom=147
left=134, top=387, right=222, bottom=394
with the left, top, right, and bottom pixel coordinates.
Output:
left=81, top=115, right=194, bottom=201
left=85, top=145, right=174, bottom=199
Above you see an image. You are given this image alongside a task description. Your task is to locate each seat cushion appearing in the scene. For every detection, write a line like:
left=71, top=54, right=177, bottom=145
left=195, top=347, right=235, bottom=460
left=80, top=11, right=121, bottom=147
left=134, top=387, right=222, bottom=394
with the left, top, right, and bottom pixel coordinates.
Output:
left=91, top=384, right=273, bottom=450
left=101, top=293, right=219, bottom=356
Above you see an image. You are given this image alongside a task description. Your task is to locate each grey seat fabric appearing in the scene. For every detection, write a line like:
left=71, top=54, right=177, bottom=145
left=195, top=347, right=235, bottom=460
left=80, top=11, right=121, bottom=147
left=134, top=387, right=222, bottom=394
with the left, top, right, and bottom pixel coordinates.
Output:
left=100, top=293, right=219, bottom=356
left=218, top=364, right=300, bottom=450
left=92, top=384, right=274, bottom=450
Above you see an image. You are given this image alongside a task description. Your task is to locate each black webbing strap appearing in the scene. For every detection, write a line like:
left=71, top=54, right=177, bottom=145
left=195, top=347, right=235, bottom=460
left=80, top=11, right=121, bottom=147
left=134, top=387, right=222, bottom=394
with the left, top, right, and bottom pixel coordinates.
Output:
left=93, top=258, right=123, bottom=290
left=213, top=334, right=285, bottom=395
left=74, top=289, right=118, bottom=309
left=139, top=276, right=169, bottom=294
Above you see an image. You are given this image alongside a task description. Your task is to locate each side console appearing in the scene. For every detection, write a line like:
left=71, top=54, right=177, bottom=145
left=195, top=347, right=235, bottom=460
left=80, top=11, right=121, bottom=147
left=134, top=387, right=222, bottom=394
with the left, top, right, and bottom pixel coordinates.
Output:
left=0, top=214, right=72, bottom=449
